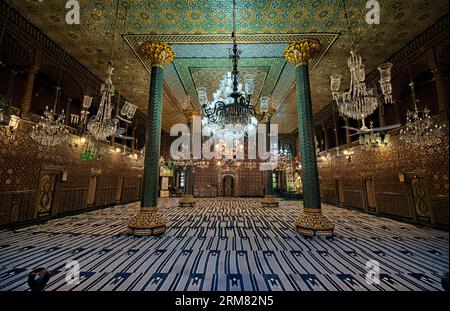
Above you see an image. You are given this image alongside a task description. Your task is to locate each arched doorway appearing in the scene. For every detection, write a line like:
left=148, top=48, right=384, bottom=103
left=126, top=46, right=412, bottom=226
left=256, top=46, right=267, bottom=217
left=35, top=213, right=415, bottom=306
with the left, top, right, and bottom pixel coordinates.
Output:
left=222, top=175, right=235, bottom=197
left=217, top=170, right=239, bottom=197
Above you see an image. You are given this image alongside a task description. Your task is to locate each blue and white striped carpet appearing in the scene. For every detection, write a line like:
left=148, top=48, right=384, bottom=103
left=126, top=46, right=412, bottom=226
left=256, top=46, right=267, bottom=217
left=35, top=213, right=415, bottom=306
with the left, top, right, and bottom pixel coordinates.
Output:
left=0, top=198, right=448, bottom=291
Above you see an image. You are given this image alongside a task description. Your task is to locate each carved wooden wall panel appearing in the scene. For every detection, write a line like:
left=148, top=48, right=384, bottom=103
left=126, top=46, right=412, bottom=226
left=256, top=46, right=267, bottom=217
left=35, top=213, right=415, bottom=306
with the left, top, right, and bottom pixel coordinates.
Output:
left=315, top=133, right=448, bottom=227
left=375, top=193, right=412, bottom=218
left=343, top=190, right=364, bottom=210
left=0, top=122, right=143, bottom=226
left=36, top=171, right=58, bottom=217
left=192, top=162, right=264, bottom=198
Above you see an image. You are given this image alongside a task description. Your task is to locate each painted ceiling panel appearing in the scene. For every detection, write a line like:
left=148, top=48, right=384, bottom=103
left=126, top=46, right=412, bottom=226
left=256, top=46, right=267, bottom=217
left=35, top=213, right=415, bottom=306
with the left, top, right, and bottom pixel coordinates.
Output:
left=172, top=56, right=287, bottom=109
left=10, top=0, right=449, bottom=133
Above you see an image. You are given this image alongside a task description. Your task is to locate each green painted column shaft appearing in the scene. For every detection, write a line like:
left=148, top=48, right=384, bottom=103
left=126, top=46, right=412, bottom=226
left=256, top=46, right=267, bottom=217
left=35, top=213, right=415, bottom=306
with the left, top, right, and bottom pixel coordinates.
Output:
left=141, top=66, right=164, bottom=208
left=265, top=120, right=274, bottom=196
left=185, top=166, right=193, bottom=195
left=295, top=63, right=321, bottom=210
left=184, top=119, right=193, bottom=196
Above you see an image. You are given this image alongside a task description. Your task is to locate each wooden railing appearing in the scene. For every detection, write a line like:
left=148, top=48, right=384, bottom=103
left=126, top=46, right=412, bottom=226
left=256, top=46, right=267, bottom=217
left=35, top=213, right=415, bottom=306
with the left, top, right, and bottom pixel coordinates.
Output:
left=0, top=190, right=37, bottom=225
left=375, top=192, right=411, bottom=218
left=95, top=187, right=117, bottom=207
left=343, top=190, right=364, bottom=209
left=57, top=187, right=88, bottom=213
left=122, top=186, right=139, bottom=203
left=321, top=189, right=336, bottom=205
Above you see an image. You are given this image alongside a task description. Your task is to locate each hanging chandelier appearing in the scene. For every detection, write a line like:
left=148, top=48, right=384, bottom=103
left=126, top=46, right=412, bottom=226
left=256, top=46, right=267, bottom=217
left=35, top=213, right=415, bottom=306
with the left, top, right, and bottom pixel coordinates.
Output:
left=194, top=159, right=210, bottom=169
left=330, top=53, right=393, bottom=122
left=272, top=144, right=291, bottom=171
left=243, top=160, right=257, bottom=169
left=198, top=0, right=267, bottom=143
left=30, top=87, right=69, bottom=147
left=0, top=95, right=20, bottom=141
left=400, top=81, right=443, bottom=147
left=119, top=101, right=137, bottom=121
left=359, top=131, right=390, bottom=150
left=87, top=63, right=119, bottom=141
left=329, top=1, right=393, bottom=124
left=357, top=121, right=390, bottom=150
left=172, top=144, right=193, bottom=170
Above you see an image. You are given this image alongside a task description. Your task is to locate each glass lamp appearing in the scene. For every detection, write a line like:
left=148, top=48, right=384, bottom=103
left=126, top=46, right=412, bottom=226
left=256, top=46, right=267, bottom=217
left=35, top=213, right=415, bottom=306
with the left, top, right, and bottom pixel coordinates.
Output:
left=259, top=96, right=270, bottom=113
left=377, top=63, right=393, bottom=104
left=9, top=115, right=20, bottom=130
left=82, top=95, right=93, bottom=109
left=244, top=74, right=255, bottom=96
left=196, top=87, right=208, bottom=105
left=330, top=75, right=341, bottom=100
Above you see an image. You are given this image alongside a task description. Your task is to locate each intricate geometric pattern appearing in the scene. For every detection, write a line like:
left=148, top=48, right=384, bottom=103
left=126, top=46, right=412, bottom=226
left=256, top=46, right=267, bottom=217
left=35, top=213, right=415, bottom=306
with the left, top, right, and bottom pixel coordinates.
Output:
left=294, top=64, right=321, bottom=210
left=172, top=43, right=288, bottom=58
left=125, top=34, right=336, bottom=111
left=0, top=198, right=448, bottom=291
left=141, top=66, right=164, bottom=208
left=8, top=1, right=449, bottom=132
left=0, top=121, right=143, bottom=226
left=128, top=209, right=167, bottom=236
left=317, top=134, right=449, bottom=226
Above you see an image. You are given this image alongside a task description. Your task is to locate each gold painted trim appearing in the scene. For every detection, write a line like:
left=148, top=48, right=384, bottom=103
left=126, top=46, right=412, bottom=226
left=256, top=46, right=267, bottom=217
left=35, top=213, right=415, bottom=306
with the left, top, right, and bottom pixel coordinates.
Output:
left=123, top=33, right=339, bottom=45
left=140, top=41, right=175, bottom=67
left=284, top=39, right=321, bottom=65
left=303, top=208, right=323, bottom=213
left=141, top=206, right=158, bottom=211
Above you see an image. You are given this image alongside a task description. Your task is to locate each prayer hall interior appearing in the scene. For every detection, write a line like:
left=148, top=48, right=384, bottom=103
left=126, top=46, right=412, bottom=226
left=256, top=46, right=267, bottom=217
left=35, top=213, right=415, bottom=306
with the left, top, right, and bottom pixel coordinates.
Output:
left=0, top=0, right=448, bottom=292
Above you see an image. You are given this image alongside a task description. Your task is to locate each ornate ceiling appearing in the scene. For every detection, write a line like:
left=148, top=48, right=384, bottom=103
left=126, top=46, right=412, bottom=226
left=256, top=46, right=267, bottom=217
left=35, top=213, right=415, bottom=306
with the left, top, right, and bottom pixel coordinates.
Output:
left=9, top=0, right=449, bottom=133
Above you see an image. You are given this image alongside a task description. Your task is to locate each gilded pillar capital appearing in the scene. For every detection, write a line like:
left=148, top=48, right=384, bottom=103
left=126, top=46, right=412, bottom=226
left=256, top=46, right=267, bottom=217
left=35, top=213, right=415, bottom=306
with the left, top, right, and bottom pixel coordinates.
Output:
left=140, top=41, right=175, bottom=68
left=284, top=39, right=320, bottom=67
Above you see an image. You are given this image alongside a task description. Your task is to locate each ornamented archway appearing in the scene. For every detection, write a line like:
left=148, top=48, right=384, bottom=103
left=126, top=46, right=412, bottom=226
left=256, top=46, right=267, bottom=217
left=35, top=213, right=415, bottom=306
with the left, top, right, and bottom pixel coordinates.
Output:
left=222, top=175, right=235, bottom=197
left=217, top=170, right=239, bottom=197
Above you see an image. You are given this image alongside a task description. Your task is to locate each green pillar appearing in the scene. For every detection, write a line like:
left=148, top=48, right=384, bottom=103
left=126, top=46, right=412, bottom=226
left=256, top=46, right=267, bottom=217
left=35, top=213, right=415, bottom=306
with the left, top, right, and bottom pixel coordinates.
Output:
left=185, top=167, right=193, bottom=195
left=141, top=65, right=163, bottom=208
left=179, top=112, right=196, bottom=207
left=284, top=40, right=334, bottom=238
left=261, top=114, right=278, bottom=207
left=128, top=41, right=175, bottom=236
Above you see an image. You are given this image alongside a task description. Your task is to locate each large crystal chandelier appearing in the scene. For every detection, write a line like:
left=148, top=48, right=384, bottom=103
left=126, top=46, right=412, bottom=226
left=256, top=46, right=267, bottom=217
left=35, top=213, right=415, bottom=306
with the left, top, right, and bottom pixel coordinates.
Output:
left=212, top=138, right=246, bottom=164
left=172, top=143, right=193, bottom=170
left=198, top=0, right=267, bottom=144
left=30, top=87, right=69, bottom=146
left=330, top=1, right=393, bottom=124
left=87, top=63, right=118, bottom=141
left=272, top=144, right=291, bottom=171
left=400, top=81, right=443, bottom=147
left=330, top=52, right=393, bottom=122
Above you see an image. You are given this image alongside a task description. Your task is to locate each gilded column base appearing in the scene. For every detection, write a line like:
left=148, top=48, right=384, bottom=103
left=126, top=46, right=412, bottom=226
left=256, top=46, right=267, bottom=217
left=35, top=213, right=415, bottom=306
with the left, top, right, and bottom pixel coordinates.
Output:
left=261, top=195, right=279, bottom=208
left=295, top=208, right=334, bottom=238
left=128, top=208, right=167, bottom=236
left=178, top=195, right=196, bottom=207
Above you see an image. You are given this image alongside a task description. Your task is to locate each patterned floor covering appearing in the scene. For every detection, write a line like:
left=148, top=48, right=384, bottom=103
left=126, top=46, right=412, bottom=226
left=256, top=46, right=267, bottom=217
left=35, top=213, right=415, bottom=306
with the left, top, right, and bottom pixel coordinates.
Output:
left=0, top=198, right=448, bottom=291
